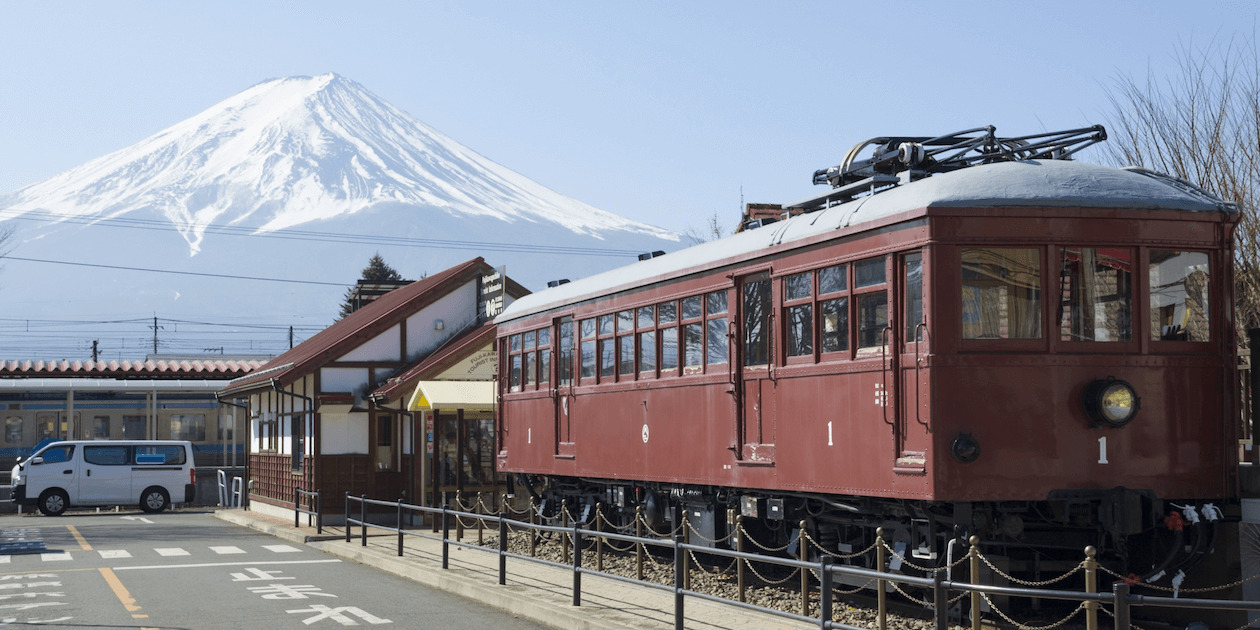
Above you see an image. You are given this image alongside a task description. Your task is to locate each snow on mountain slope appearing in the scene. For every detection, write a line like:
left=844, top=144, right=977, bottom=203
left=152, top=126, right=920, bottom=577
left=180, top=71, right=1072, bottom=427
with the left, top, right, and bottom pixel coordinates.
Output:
left=0, top=73, right=678, bottom=254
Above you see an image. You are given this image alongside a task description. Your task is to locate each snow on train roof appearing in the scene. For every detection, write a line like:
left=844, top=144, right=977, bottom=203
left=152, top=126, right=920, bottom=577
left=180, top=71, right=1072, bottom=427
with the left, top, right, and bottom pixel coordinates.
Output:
left=498, top=160, right=1232, bottom=324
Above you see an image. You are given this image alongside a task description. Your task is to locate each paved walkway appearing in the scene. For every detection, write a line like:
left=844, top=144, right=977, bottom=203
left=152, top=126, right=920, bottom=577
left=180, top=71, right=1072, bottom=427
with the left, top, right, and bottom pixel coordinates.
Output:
left=214, top=508, right=817, bottom=630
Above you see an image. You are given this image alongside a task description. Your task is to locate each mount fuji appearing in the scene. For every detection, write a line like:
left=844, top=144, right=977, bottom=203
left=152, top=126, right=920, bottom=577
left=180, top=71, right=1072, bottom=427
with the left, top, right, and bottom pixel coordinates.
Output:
left=0, top=74, right=681, bottom=350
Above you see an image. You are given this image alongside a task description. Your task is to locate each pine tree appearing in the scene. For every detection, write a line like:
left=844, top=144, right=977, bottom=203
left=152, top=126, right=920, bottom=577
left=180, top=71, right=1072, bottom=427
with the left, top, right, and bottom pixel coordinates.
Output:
left=337, top=254, right=407, bottom=319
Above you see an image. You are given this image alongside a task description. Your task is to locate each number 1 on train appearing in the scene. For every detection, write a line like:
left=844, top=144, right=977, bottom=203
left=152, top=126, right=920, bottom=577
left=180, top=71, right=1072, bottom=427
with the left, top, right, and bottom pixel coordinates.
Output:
left=1098, top=436, right=1109, bottom=465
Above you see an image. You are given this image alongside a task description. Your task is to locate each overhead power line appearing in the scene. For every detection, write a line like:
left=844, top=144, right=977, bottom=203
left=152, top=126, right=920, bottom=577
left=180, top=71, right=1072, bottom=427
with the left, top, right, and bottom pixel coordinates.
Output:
left=3, top=257, right=348, bottom=286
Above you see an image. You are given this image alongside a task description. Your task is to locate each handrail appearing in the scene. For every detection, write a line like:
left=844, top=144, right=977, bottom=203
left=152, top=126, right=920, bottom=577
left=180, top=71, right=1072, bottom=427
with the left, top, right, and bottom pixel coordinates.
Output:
left=293, top=487, right=322, bottom=534
left=340, top=494, right=1260, bottom=630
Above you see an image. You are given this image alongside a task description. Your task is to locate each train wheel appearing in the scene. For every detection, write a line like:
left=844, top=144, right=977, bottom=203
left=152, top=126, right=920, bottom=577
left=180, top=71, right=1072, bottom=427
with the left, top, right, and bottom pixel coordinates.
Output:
left=38, top=489, right=67, bottom=516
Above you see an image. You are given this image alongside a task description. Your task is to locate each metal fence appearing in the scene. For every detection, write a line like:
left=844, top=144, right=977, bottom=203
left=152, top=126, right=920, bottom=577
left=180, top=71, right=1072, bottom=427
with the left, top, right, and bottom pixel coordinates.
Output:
left=334, top=493, right=1260, bottom=630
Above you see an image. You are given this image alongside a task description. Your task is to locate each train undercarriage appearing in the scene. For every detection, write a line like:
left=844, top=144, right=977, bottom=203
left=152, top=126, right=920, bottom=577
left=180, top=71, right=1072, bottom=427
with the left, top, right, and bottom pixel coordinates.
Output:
left=516, top=474, right=1226, bottom=589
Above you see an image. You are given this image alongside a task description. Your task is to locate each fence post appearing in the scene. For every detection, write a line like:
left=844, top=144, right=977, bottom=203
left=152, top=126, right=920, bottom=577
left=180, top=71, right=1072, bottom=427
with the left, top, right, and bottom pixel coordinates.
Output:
left=441, top=502, right=450, bottom=570
left=572, top=522, right=582, bottom=607
left=1112, top=581, right=1130, bottom=629
left=397, top=498, right=404, bottom=557
left=316, top=490, right=323, bottom=535
left=636, top=505, right=645, bottom=582
left=1084, top=545, right=1098, bottom=630
left=682, top=513, right=691, bottom=592
left=819, top=556, right=833, bottom=630
left=498, top=494, right=508, bottom=586
left=877, top=528, right=888, bottom=630
left=969, top=535, right=981, bottom=630
left=344, top=492, right=351, bottom=543
left=477, top=492, right=485, bottom=547
left=799, top=519, right=809, bottom=618
left=456, top=491, right=464, bottom=543
left=294, top=487, right=299, bottom=528
left=596, top=503, right=605, bottom=573
left=529, top=497, right=538, bottom=558
left=673, top=530, right=685, bottom=630
left=360, top=495, right=368, bottom=547
left=736, top=514, right=746, bottom=603
left=561, top=499, right=570, bottom=565
left=932, top=570, right=947, bottom=630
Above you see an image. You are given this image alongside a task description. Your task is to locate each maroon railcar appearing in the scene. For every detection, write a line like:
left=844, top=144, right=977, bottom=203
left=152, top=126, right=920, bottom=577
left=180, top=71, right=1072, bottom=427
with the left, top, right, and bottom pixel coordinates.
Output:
left=494, top=128, right=1240, bottom=578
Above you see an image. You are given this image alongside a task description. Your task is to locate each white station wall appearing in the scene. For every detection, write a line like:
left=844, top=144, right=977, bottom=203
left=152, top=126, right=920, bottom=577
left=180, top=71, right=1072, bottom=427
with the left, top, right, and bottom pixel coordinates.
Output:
left=321, top=412, right=369, bottom=455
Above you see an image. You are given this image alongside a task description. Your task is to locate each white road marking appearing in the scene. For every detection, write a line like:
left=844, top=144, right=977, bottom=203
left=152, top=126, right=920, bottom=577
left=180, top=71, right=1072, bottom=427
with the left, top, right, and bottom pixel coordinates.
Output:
left=154, top=548, right=190, bottom=557
left=98, top=550, right=131, bottom=559
left=210, top=546, right=246, bottom=555
left=262, top=545, right=301, bottom=554
left=113, top=559, right=340, bottom=571
left=39, top=553, right=70, bottom=562
left=0, top=556, right=10, bottom=564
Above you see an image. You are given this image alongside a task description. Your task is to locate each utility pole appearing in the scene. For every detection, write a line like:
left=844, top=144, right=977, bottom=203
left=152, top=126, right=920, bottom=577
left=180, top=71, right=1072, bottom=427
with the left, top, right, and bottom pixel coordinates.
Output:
left=289, top=325, right=294, bottom=349
left=149, top=316, right=164, bottom=354
left=91, top=340, right=99, bottom=362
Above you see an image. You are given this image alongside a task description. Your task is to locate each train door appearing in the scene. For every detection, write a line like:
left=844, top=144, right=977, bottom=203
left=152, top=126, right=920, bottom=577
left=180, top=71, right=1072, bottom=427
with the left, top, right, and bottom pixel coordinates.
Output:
left=554, top=317, right=575, bottom=457
left=895, top=250, right=929, bottom=472
left=738, top=272, right=776, bottom=462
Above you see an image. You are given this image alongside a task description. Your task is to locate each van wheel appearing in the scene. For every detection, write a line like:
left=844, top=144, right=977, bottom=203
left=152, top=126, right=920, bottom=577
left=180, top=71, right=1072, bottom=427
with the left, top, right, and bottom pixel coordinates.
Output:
left=38, top=489, right=67, bottom=516
left=140, top=487, right=169, bottom=514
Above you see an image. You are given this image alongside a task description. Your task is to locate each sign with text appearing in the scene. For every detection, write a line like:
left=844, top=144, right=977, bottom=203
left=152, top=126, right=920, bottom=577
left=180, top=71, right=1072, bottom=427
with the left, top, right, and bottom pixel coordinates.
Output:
left=479, top=266, right=506, bottom=320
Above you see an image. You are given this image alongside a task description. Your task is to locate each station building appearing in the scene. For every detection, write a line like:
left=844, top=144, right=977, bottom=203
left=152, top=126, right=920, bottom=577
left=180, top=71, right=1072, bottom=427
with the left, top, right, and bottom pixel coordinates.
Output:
left=217, top=257, right=526, bottom=520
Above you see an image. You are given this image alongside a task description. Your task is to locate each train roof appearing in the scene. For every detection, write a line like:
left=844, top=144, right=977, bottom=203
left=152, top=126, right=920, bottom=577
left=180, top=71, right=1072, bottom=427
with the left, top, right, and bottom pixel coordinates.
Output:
left=497, top=159, right=1236, bottom=324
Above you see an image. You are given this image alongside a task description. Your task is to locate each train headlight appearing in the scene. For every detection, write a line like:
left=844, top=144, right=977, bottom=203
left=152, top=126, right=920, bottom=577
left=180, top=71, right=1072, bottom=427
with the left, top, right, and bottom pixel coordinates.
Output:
left=951, top=432, right=981, bottom=463
left=1083, top=378, right=1140, bottom=428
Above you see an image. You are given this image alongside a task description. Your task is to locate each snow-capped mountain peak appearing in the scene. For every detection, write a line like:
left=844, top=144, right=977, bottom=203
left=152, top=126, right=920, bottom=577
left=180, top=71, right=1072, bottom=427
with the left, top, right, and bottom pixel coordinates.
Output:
left=1, top=73, right=676, bottom=254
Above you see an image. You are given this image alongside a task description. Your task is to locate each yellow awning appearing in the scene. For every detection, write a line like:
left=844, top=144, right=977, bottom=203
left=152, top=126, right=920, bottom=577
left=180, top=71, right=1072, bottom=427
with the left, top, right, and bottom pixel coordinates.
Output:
left=407, top=380, right=496, bottom=412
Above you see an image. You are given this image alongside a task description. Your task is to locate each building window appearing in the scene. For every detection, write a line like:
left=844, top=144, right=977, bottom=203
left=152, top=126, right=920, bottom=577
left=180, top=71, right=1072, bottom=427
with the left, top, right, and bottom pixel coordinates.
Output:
left=375, top=413, right=395, bottom=471
left=962, top=248, right=1041, bottom=339
left=1150, top=250, right=1210, bottom=342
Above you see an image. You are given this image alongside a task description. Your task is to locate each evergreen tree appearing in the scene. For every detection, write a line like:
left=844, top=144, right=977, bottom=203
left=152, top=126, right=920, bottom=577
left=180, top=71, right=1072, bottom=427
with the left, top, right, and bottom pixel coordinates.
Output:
left=337, top=254, right=407, bottom=320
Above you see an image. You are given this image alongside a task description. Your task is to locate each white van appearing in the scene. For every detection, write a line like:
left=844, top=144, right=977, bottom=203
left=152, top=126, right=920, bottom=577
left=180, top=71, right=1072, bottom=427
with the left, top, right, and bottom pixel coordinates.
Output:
left=10, top=440, right=196, bottom=516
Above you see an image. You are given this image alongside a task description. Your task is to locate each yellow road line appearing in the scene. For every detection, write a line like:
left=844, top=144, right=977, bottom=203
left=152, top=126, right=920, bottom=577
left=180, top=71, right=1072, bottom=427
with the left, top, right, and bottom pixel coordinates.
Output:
left=66, top=525, right=92, bottom=551
left=98, top=567, right=142, bottom=613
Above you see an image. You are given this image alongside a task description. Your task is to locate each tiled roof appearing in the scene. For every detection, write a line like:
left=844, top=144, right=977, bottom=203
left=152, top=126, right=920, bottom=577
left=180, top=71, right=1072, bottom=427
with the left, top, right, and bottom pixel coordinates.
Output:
left=0, top=359, right=264, bottom=379
left=220, top=258, right=490, bottom=397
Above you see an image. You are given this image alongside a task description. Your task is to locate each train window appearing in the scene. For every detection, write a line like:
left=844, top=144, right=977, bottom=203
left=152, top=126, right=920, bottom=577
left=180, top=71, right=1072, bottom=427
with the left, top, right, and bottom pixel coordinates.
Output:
left=1150, top=251, right=1210, bottom=342
left=123, top=415, right=145, bottom=440
left=855, top=257, right=889, bottom=352
left=36, top=413, right=56, bottom=441
left=558, top=320, right=574, bottom=386
left=640, top=330, right=657, bottom=373
left=661, top=327, right=679, bottom=372
left=684, top=323, right=704, bottom=370
left=510, top=334, right=521, bottom=353
left=659, top=301, right=677, bottom=324
left=538, top=327, right=552, bottom=385
left=821, top=297, right=849, bottom=353
left=743, top=274, right=772, bottom=366
left=599, top=314, right=614, bottom=336
left=682, top=296, right=703, bottom=320
left=820, top=264, right=847, bottom=294
left=1059, top=247, right=1132, bottom=342
left=707, top=291, right=728, bottom=315
left=784, top=272, right=813, bottom=358
left=92, top=415, right=110, bottom=439
left=171, top=414, right=206, bottom=442
left=4, top=417, right=20, bottom=443
left=618, top=310, right=634, bottom=333
left=600, top=339, right=616, bottom=378
left=638, top=306, right=655, bottom=329
left=855, top=258, right=886, bottom=288
left=707, top=318, right=728, bottom=364
left=510, top=354, right=522, bottom=391
left=962, top=248, right=1042, bottom=339
left=904, top=252, right=924, bottom=341
left=524, top=352, right=535, bottom=387
left=524, top=330, right=535, bottom=350
left=580, top=318, right=596, bottom=381
left=619, top=335, right=635, bottom=374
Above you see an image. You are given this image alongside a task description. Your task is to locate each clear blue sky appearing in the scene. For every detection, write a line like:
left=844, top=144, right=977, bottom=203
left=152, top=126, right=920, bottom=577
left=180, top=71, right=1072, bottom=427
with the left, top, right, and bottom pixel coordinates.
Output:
left=1, top=1, right=1255, bottom=235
